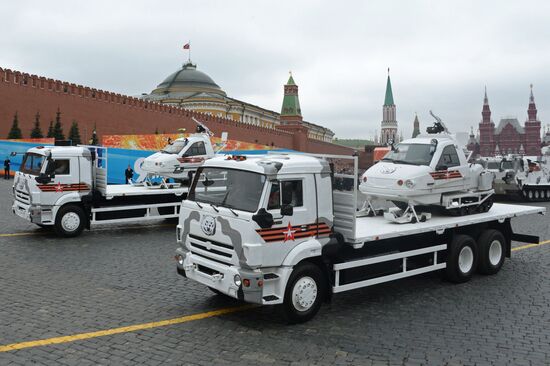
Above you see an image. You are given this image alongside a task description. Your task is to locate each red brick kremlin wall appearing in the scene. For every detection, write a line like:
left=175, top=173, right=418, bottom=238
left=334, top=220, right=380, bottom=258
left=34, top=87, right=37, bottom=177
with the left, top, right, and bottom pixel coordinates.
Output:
left=0, top=68, right=368, bottom=166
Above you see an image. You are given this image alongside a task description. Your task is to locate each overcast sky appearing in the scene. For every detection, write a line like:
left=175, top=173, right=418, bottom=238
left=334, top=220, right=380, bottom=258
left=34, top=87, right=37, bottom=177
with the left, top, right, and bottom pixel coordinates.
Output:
left=2, top=1, right=549, bottom=139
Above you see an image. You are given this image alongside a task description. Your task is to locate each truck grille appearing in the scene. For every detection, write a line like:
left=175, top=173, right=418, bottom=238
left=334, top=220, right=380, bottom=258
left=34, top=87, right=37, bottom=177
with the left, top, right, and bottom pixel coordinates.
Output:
left=188, top=234, right=235, bottom=266
left=15, top=189, right=30, bottom=205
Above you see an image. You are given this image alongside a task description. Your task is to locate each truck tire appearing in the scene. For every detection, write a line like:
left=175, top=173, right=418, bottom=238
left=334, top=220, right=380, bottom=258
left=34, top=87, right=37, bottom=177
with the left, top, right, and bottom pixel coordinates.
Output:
left=54, top=204, right=86, bottom=238
left=282, top=262, right=325, bottom=324
left=445, top=234, right=477, bottom=283
left=477, top=229, right=506, bottom=275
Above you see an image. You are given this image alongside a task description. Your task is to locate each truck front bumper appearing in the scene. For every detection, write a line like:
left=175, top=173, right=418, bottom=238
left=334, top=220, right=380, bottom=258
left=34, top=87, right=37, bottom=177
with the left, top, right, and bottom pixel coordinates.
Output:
left=175, top=248, right=264, bottom=304
left=12, top=202, right=54, bottom=225
left=12, top=201, right=31, bottom=221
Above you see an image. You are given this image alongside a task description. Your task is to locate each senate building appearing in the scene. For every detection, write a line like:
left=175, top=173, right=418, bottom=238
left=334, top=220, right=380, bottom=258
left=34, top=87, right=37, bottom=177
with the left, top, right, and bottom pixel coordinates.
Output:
left=143, top=61, right=334, bottom=143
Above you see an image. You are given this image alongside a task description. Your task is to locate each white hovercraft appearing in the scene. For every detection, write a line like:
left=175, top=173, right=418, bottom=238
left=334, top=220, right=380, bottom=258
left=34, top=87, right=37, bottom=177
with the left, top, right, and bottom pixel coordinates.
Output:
left=360, top=111, right=495, bottom=224
left=141, top=118, right=226, bottom=187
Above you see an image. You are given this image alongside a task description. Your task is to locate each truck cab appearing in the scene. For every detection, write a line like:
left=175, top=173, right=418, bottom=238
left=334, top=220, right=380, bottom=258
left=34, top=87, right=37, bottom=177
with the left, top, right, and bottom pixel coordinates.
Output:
left=13, top=146, right=93, bottom=233
left=175, top=154, right=334, bottom=319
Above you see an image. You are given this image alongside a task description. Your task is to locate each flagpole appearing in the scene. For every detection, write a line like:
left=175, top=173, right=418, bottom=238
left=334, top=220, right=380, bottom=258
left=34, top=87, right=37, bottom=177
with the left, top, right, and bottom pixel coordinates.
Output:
left=188, top=40, right=191, bottom=63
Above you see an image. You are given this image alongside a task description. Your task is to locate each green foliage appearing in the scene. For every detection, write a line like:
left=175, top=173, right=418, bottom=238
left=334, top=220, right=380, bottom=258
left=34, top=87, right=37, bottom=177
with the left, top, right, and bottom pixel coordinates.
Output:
left=68, top=120, right=81, bottom=145
left=53, top=108, right=64, bottom=140
left=30, top=112, right=43, bottom=138
left=47, top=121, right=55, bottom=138
left=7, top=112, right=22, bottom=139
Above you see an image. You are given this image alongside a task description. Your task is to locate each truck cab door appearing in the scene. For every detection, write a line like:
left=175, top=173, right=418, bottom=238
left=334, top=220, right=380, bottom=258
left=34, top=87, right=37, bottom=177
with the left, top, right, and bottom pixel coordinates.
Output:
left=264, top=174, right=318, bottom=242
left=45, top=156, right=80, bottom=192
left=258, top=174, right=318, bottom=266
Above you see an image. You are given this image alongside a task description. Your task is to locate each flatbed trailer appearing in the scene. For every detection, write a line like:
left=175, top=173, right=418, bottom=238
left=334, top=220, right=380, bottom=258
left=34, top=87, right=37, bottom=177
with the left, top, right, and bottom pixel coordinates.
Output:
left=174, top=153, right=546, bottom=323
left=12, top=145, right=187, bottom=237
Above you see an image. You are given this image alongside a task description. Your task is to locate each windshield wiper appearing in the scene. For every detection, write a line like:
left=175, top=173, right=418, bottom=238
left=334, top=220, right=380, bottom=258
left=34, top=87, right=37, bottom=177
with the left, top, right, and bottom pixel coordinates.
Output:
left=381, top=157, right=393, bottom=162
left=209, top=203, right=219, bottom=213
left=223, top=205, right=239, bottom=217
left=195, top=201, right=203, bottom=209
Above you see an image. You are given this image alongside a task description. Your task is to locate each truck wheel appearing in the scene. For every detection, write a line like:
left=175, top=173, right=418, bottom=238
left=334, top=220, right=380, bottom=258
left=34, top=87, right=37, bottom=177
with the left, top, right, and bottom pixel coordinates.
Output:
left=282, top=262, right=325, bottom=324
left=477, top=230, right=506, bottom=275
left=54, top=205, right=86, bottom=238
left=445, top=234, right=477, bottom=283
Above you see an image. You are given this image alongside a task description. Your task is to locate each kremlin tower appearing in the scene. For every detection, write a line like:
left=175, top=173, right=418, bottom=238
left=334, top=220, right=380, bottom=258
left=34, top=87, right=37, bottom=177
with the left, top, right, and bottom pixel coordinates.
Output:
left=380, top=69, right=398, bottom=145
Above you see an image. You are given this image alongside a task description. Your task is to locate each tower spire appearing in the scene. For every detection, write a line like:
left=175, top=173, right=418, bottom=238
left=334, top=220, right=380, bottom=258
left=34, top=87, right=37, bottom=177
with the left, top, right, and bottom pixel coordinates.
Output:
left=412, top=113, right=420, bottom=138
left=280, top=72, right=302, bottom=124
left=527, top=83, right=537, bottom=121
left=481, top=86, right=491, bottom=123
left=384, top=69, right=394, bottom=106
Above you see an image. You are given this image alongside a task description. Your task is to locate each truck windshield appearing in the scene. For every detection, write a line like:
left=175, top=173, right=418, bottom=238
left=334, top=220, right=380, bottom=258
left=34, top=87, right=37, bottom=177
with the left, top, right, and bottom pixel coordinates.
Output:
left=188, top=167, right=266, bottom=213
left=20, top=153, right=46, bottom=175
left=487, top=162, right=499, bottom=170
left=381, top=143, right=435, bottom=166
left=162, top=139, right=187, bottom=154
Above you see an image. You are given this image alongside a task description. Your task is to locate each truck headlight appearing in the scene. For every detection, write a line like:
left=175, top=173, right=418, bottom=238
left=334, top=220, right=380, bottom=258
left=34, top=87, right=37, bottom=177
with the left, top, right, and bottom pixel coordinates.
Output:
left=175, top=254, right=184, bottom=265
left=405, top=179, right=415, bottom=188
left=233, top=274, right=242, bottom=286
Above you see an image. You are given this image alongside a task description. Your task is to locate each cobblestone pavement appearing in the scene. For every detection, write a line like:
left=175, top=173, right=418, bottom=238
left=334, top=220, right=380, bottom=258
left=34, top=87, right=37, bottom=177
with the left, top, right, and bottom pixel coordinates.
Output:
left=0, top=178, right=549, bottom=365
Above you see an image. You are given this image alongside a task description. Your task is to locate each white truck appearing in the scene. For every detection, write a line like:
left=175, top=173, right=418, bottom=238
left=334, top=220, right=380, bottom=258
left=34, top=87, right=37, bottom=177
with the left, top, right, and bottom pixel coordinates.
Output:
left=480, top=155, right=550, bottom=201
left=174, top=153, right=545, bottom=323
left=12, top=145, right=187, bottom=237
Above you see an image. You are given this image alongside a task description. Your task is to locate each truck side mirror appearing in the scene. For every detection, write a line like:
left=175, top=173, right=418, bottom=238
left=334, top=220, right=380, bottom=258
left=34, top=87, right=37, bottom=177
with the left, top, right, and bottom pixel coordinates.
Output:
left=252, top=208, right=274, bottom=229
left=280, top=204, right=293, bottom=216
left=35, top=173, right=51, bottom=184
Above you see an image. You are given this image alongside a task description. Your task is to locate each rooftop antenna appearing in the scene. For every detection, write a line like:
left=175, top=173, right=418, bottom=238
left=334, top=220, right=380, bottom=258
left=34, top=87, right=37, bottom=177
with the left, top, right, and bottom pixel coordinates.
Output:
left=192, top=117, right=214, bottom=136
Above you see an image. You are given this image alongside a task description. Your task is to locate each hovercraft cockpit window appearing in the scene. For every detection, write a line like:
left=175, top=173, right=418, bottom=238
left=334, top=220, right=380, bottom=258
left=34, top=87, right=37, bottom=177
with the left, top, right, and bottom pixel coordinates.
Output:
left=381, top=144, right=434, bottom=166
left=162, top=139, right=188, bottom=154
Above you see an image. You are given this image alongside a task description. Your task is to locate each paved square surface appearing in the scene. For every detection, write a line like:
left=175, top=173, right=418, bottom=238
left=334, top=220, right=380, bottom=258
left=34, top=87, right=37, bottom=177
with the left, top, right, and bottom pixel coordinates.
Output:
left=0, top=178, right=549, bottom=365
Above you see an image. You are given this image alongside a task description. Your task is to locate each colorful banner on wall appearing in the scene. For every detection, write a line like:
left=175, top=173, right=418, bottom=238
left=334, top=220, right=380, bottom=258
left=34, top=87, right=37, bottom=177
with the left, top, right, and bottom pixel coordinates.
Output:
left=102, top=133, right=274, bottom=152
left=1, top=139, right=292, bottom=184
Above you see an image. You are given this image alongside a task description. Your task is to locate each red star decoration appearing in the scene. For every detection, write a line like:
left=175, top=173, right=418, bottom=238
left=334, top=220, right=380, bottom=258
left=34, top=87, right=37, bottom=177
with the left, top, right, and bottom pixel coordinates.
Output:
left=55, top=182, right=63, bottom=192
left=283, top=222, right=296, bottom=242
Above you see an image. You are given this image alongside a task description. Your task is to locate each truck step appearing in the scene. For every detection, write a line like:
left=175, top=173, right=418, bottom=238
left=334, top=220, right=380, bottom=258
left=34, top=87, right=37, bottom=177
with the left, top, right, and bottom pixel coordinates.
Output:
left=263, top=273, right=279, bottom=280
left=263, top=295, right=279, bottom=302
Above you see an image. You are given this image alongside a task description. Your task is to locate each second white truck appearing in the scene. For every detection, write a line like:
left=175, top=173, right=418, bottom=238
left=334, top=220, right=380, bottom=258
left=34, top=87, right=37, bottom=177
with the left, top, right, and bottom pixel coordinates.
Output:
left=12, top=145, right=187, bottom=237
left=175, top=153, right=545, bottom=323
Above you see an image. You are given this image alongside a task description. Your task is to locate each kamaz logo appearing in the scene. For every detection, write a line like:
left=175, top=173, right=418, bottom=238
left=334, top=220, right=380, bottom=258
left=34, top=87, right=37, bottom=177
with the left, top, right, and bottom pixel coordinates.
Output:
left=201, top=215, right=216, bottom=236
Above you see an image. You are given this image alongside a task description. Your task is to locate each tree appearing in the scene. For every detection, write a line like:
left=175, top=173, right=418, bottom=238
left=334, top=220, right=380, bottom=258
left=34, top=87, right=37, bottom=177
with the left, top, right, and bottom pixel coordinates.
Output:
left=53, top=108, right=64, bottom=140
left=47, top=120, right=55, bottom=138
left=30, top=112, right=43, bottom=138
left=68, top=120, right=81, bottom=145
left=7, top=112, right=22, bottom=139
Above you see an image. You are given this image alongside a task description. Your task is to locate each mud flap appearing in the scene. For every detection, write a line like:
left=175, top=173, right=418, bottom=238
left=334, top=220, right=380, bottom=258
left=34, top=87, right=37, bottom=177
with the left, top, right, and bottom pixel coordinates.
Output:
left=511, top=233, right=540, bottom=244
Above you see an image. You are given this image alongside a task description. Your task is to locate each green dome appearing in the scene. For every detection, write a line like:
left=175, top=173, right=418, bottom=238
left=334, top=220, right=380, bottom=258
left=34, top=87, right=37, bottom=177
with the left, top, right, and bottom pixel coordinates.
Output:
left=150, top=62, right=226, bottom=98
